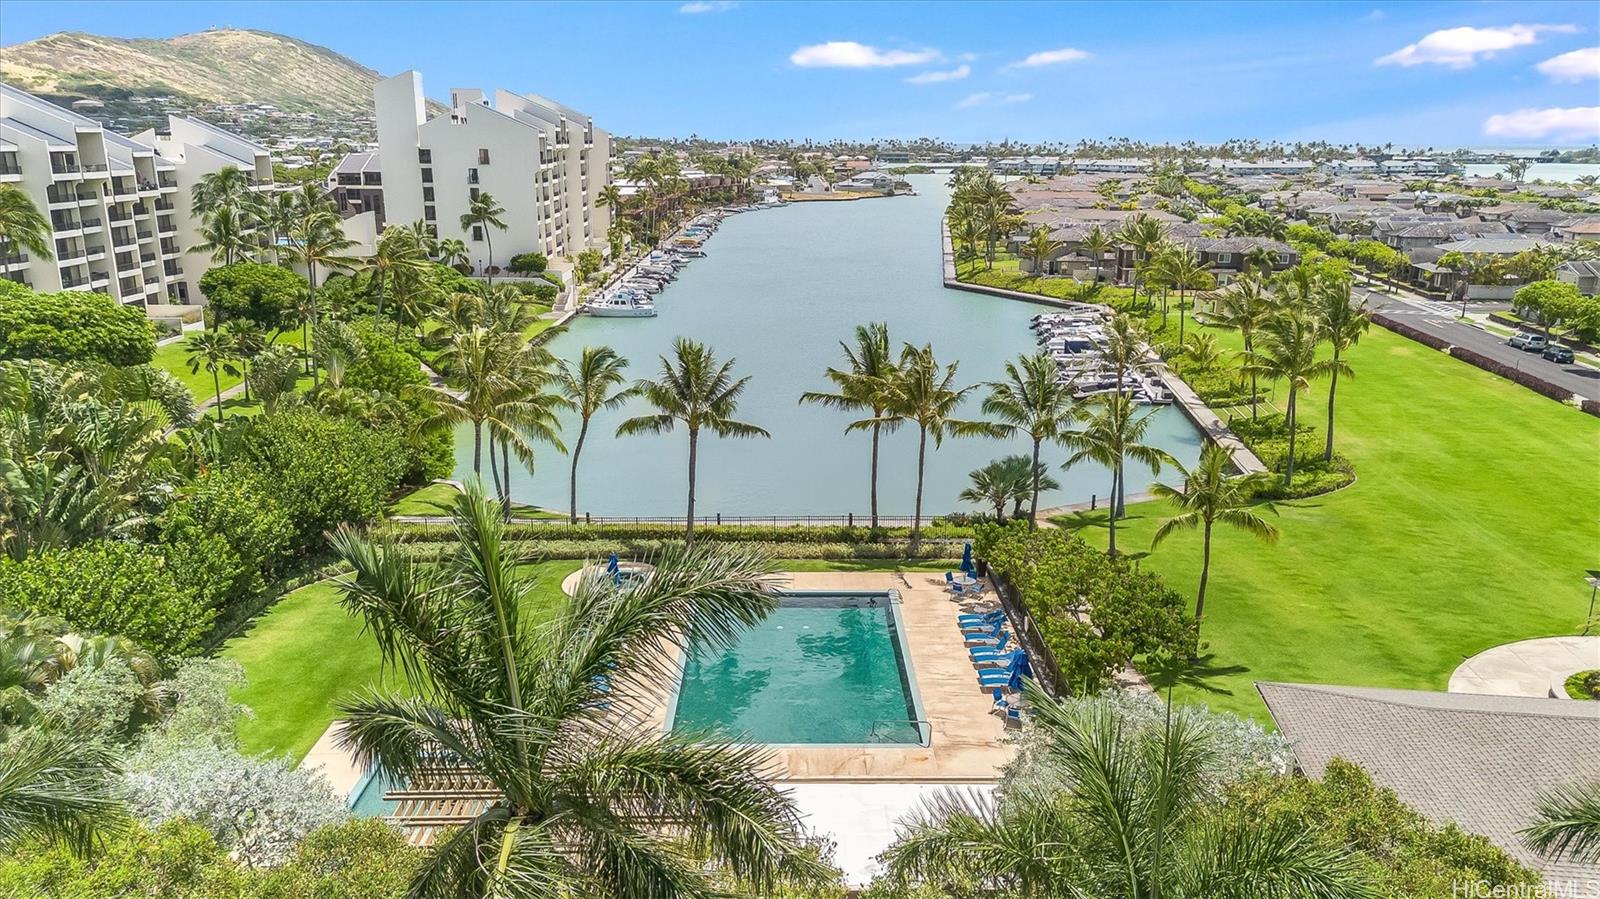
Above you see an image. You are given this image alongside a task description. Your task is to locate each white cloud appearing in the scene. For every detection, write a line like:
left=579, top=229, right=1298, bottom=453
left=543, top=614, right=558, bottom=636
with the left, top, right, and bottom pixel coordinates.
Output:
left=1375, top=24, right=1577, bottom=68
left=1006, top=47, right=1091, bottom=69
left=1483, top=106, right=1600, bottom=141
left=955, top=91, right=1032, bottom=109
left=789, top=41, right=940, bottom=68
left=1364, top=9, right=1386, bottom=23
left=679, top=1, right=735, bottom=12
left=905, top=64, right=970, bottom=85
left=1537, top=47, right=1600, bottom=82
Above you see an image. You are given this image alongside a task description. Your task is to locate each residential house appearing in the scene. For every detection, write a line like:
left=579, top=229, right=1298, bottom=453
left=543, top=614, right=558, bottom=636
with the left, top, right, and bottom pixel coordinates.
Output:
left=1557, top=260, right=1600, bottom=296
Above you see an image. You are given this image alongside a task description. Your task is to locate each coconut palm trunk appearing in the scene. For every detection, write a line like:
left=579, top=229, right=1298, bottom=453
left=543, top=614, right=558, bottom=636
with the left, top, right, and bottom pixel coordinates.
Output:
left=1196, top=519, right=1214, bottom=623
left=869, top=419, right=882, bottom=529
left=501, top=437, right=513, bottom=520
left=569, top=418, right=589, bottom=525
left=1285, top=391, right=1299, bottom=485
left=911, top=424, right=928, bottom=552
left=472, top=421, right=484, bottom=476
left=1107, top=467, right=1120, bottom=556
left=685, top=427, right=700, bottom=549
left=1029, top=436, right=1043, bottom=526
left=1324, top=353, right=1342, bottom=462
left=307, top=262, right=320, bottom=389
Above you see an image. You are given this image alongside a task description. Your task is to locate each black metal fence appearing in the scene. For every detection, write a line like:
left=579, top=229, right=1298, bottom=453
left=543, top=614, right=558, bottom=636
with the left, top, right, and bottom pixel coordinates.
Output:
left=986, top=568, right=1068, bottom=698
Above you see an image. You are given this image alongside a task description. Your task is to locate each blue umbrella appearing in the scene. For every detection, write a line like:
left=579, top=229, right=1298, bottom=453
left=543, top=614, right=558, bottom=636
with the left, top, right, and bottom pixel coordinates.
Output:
left=961, top=543, right=974, bottom=574
left=1008, top=652, right=1033, bottom=692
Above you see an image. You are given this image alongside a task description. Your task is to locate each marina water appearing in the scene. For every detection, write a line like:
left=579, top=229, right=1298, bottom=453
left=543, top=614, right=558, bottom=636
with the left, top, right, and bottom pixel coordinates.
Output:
left=455, top=174, right=1203, bottom=518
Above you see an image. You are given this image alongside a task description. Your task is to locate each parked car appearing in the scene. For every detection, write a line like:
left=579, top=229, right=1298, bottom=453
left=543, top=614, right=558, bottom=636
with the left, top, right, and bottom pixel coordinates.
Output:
left=1508, top=332, right=1548, bottom=352
left=1542, top=344, right=1575, bottom=364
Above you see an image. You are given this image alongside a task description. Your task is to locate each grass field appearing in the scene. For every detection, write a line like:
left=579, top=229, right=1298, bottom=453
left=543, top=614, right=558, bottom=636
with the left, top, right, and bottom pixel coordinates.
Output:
left=223, top=558, right=961, bottom=760
left=1053, top=323, right=1600, bottom=721
left=152, top=329, right=308, bottom=404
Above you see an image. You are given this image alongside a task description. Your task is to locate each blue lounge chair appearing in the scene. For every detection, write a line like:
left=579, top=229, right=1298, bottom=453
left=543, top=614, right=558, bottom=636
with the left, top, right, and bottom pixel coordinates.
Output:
left=963, top=623, right=1005, bottom=647
left=957, top=609, right=1004, bottom=626
left=959, top=616, right=1004, bottom=634
left=970, top=633, right=1012, bottom=663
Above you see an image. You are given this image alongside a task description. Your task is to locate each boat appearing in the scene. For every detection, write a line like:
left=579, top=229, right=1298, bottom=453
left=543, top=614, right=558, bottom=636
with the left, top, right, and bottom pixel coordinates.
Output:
left=586, top=294, right=656, bottom=317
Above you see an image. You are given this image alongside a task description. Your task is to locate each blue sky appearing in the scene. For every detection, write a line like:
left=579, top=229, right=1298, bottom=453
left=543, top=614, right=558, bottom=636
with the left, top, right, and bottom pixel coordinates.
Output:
left=2, top=0, right=1596, bottom=146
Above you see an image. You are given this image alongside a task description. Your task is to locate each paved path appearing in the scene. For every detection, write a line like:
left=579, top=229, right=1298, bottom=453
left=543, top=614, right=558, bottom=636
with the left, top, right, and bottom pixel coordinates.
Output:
left=1448, top=635, right=1600, bottom=698
left=1360, top=284, right=1600, bottom=401
left=1151, top=361, right=1267, bottom=475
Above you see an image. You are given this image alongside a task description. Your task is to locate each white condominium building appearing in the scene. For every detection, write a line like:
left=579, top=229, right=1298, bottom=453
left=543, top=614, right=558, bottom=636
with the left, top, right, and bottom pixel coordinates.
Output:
left=0, top=83, right=275, bottom=309
left=374, top=70, right=611, bottom=271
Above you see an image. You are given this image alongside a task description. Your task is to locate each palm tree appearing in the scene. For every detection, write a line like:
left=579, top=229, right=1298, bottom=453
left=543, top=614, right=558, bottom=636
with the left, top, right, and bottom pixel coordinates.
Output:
left=367, top=226, right=429, bottom=328
left=1203, top=274, right=1272, bottom=421
left=0, top=184, right=53, bottom=279
left=0, top=733, right=123, bottom=854
left=1315, top=274, right=1370, bottom=462
left=1245, top=310, right=1340, bottom=486
left=437, top=237, right=469, bottom=272
left=596, top=183, right=627, bottom=234
left=1150, top=443, right=1278, bottom=636
left=329, top=483, right=823, bottom=898
left=618, top=338, right=769, bottom=549
left=1061, top=393, right=1172, bottom=556
left=189, top=165, right=251, bottom=223
left=1522, top=781, right=1600, bottom=864
left=883, top=344, right=998, bottom=551
left=1079, top=224, right=1114, bottom=282
left=799, top=323, right=901, bottom=529
left=184, top=330, right=239, bottom=423
left=556, top=346, right=639, bottom=525
left=982, top=352, right=1076, bottom=527
left=460, top=191, right=507, bottom=284
left=1101, top=313, right=1147, bottom=400
left=959, top=455, right=1060, bottom=524
left=1021, top=225, right=1062, bottom=275
left=224, top=319, right=267, bottom=402
left=189, top=205, right=251, bottom=269
left=1117, top=213, right=1168, bottom=307
left=284, top=200, right=358, bottom=389
left=1163, top=245, right=1212, bottom=344
left=881, top=690, right=1375, bottom=897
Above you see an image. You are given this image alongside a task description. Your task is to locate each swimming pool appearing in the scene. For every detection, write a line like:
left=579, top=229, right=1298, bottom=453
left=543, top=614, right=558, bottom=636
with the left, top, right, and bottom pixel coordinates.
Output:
left=665, top=591, right=927, bottom=745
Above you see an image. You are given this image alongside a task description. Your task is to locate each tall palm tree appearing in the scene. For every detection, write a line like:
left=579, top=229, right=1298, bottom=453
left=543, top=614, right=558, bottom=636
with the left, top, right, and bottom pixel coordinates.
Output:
left=0, top=732, right=123, bottom=854
left=556, top=346, right=639, bottom=525
left=1245, top=311, right=1340, bottom=486
left=1117, top=213, right=1168, bottom=307
left=1101, top=313, right=1147, bottom=401
left=595, top=183, right=627, bottom=233
left=799, top=323, right=901, bottom=528
left=284, top=200, right=358, bottom=389
left=184, top=330, right=239, bottom=423
left=367, top=226, right=429, bottom=328
left=883, top=344, right=998, bottom=551
left=1315, top=274, right=1370, bottom=462
left=1522, top=781, right=1600, bottom=864
left=618, top=338, right=769, bottom=549
left=1203, top=273, right=1273, bottom=421
left=1079, top=224, right=1114, bottom=282
left=0, top=184, right=53, bottom=279
left=1150, top=443, right=1278, bottom=637
left=329, top=483, right=824, bottom=898
left=1163, top=245, right=1212, bottom=344
left=189, top=205, right=251, bottom=269
left=1061, top=393, right=1172, bottom=556
left=882, top=689, right=1376, bottom=898
left=1021, top=225, right=1063, bottom=275
left=982, top=352, right=1076, bottom=527
left=189, top=164, right=251, bottom=223
left=224, top=319, right=267, bottom=402
left=460, top=192, right=507, bottom=284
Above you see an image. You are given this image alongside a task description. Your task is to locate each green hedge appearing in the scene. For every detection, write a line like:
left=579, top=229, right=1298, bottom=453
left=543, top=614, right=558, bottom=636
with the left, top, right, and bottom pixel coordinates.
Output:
left=974, top=522, right=1195, bottom=692
left=0, top=281, right=156, bottom=366
left=398, top=538, right=966, bottom=561
left=379, top=521, right=976, bottom=545
left=1228, top=413, right=1356, bottom=499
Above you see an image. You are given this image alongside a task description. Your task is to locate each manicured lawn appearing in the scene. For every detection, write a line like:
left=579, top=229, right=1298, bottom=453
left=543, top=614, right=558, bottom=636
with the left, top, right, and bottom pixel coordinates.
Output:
left=1054, top=325, right=1600, bottom=721
left=222, top=560, right=581, bottom=760
left=387, top=481, right=563, bottom=518
left=775, top=559, right=957, bottom=572
left=152, top=329, right=309, bottom=404
left=955, top=252, right=1135, bottom=304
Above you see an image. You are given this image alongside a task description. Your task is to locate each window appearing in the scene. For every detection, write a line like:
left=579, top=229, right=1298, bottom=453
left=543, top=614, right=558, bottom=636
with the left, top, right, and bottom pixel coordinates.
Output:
left=1216, top=253, right=1232, bottom=264
left=472, top=226, right=484, bottom=241
left=421, top=167, right=433, bottom=184
left=470, top=187, right=480, bottom=201
left=424, top=204, right=436, bottom=221
left=467, top=168, right=479, bottom=185
left=418, top=148, right=432, bottom=164
left=1278, top=252, right=1291, bottom=264
left=478, top=149, right=490, bottom=165
left=423, top=186, right=435, bottom=202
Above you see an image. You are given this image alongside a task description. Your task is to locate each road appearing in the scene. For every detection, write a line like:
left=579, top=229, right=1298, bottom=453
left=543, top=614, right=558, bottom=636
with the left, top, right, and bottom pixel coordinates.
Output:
left=1358, top=286, right=1600, bottom=402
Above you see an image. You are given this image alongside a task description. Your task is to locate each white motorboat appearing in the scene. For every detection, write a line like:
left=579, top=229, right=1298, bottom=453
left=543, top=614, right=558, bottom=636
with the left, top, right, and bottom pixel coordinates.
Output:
left=586, top=294, right=656, bottom=317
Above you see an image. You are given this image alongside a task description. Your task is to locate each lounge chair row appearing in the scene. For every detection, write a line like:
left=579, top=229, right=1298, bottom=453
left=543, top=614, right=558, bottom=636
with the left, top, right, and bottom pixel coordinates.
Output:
left=957, top=608, right=1028, bottom=725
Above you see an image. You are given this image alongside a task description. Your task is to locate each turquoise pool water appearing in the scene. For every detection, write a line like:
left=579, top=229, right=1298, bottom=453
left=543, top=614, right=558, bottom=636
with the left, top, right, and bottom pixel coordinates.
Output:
left=667, top=592, right=925, bottom=744
left=348, top=766, right=398, bottom=817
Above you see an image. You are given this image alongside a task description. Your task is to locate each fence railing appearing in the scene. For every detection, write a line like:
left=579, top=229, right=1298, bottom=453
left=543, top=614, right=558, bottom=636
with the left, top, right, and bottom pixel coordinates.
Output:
left=391, top=512, right=962, bottom=528
left=987, top=569, right=1067, bottom=697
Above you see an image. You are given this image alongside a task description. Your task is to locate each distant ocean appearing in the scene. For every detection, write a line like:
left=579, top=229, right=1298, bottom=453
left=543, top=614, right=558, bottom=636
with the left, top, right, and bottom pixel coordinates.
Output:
left=1460, top=162, right=1600, bottom=183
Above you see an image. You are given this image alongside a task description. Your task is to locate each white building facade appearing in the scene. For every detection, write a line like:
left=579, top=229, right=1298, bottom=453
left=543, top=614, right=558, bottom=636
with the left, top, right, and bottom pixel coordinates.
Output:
left=0, top=83, right=275, bottom=310
left=374, top=71, right=611, bottom=272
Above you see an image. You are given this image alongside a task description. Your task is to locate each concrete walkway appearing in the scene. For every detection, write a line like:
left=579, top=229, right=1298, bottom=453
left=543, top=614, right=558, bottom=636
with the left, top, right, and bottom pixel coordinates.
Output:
left=1151, top=361, right=1267, bottom=475
left=1448, top=636, right=1600, bottom=698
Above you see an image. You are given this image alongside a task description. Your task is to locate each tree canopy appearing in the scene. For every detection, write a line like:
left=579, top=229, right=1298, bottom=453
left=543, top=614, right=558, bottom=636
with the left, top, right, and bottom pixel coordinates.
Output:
left=0, top=282, right=156, bottom=366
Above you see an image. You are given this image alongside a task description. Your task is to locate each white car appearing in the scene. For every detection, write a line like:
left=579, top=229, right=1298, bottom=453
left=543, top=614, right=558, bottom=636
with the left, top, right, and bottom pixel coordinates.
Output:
left=1507, top=332, right=1548, bottom=352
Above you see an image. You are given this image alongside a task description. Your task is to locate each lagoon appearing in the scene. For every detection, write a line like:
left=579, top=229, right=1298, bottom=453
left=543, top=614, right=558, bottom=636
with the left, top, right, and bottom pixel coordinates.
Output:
left=455, top=174, right=1202, bottom=518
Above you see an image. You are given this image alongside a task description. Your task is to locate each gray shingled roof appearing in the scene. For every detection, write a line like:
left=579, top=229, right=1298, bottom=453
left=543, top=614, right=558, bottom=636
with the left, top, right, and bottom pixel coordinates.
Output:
left=1257, top=683, right=1600, bottom=892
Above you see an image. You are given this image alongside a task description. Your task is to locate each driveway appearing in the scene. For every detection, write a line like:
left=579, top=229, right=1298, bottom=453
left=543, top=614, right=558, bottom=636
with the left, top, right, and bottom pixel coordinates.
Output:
left=1449, top=636, right=1600, bottom=697
left=1358, top=286, right=1600, bottom=402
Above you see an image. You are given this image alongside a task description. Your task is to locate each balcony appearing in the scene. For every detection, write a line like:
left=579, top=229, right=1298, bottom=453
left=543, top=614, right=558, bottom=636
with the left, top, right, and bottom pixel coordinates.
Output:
left=140, top=251, right=156, bottom=265
left=156, top=218, right=176, bottom=236
left=81, top=163, right=108, bottom=174
left=46, top=185, right=82, bottom=207
left=163, top=262, right=183, bottom=278
left=160, top=243, right=180, bottom=258
left=50, top=161, right=82, bottom=180
left=61, top=272, right=91, bottom=289
left=89, top=270, right=110, bottom=286
left=0, top=252, right=27, bottom=268
left=115, top=253, right=137, bottom=271
left=0, top=158, right=21, bottom=181
left=135, top=230, right=153, bottom=241
left=118, top=279, right=140, bottom=296
left=1, top=271, right=30, bottom=288
left=154, top=198, right=175, bottom=212
left=80, top=217, right=103, bottom=231
left=85, top=244, right=106, bottom=260
left=112, top=231, right=137, bottom=248
left=51, top=218, right=83, bottom=234
left=112, top=182, right=137, bottom=197
left=108, top=209, right=132, bottom=223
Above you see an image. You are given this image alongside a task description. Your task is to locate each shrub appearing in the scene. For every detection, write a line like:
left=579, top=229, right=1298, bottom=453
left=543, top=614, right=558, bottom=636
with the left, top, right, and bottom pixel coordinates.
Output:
left=229, top=409, right=411, bottom=551
left=160, top=467, right=297, bottom=598
left=1228, top=759, right=1543, bottom=897
left=974, top=522, right=1196, bottom=691
left=400, top=537, right=966, bottom=562
left=0, top=542, right=214, bottom=655
left=251, top=819, right=424, bottom=899
left=0, top=281, right=156, bottom=365
left=197, top=262, right=307, bottom=333
left=507, top=251, right=548, bottom=274
left=512, top=280, right=559, bottom=303
left=381, top=520, right=975, bottom=544
left=0, top=819, right=249, bottom=898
